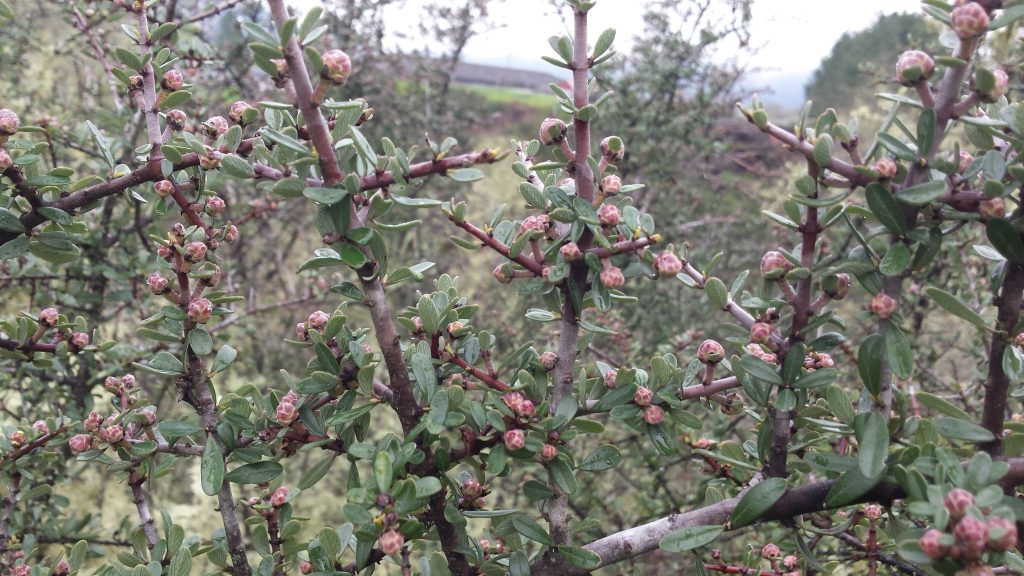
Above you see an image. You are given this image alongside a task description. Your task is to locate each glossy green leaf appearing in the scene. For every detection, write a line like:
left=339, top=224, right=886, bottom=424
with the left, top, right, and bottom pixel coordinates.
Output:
left=226, top=461, right=283, bottom=484
left=986, top=218, right=1024, bottom=264
left=200, top=438, right=225, bottom=496
left=924, top=286, right=989, bottom=330
left=731, top=477, right=787, bottom=527
left=865, top=183, right=906, bottom=236
left=884, top=321, right=913, bottom=379
left=855, top=412, right=889, bottom=479
left=512, top=514, right=554, bottom=545
left=858, top=334, right=884, bottom=396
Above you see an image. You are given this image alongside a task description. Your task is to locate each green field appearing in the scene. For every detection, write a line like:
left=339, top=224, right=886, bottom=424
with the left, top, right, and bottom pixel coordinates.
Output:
left=453, top=83, right=557, bottom=112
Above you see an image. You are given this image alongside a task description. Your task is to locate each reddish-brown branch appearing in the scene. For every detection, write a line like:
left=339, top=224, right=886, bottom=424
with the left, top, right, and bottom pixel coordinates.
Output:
left=980, top=263, right=1024, bottom=456
left=449, top=356, right=510, bottom=392
left=586, top=235, right=662, bottom=259
left=741, top=116, right=870, bottom=188
left=703, top=565, right=774, bottom=576
left=450, top=219, right=545, bottom=275
left=0, top=337, right=58, bottom=354
left=128, top=467, right=158, bottom=549
left=359, top=149, right=501, bottom=189
left=169, top=181, right=213, bottom=237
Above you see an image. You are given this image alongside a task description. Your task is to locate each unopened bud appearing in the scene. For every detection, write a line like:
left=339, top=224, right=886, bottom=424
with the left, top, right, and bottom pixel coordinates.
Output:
left=697, top=339, right=725, bottom=364
left=224, top=224, right=239, bottom=243
left=750, top=322, right=773, bottom=344
left=980, top=197, right=1005, bottom=219
left=759, top=251, right=793, bottom=280
left=953, top=515, right=989, bottom=559
left=761, top=543, right=781, bottom=559
left=634, top=386, right=654, bottom=407
left=599, top=136, right=625, bottom=162
left=950, top=2, right=990, bottom=39
left=822, top=273, right=851, bottom=300
left=321, top=49, right=353, bottom=83
left=919, top=529, right=949, bottom=559
left=270, top=486, right=289, bottom=507
left=188, top=298, right=213, bottom=324
left=276, top=401, right=297, bottom=424
left=0, top=109, right=19, bottom=136
left=642, top=404, right=664, bottom=425
left=944, top=488, right=975, bottom=521
left=601, top=174, right=622, bottom=196
left=69, top=433, right=92, bottom=454
left=102, top=425, right=123, bottom=444
left=600, top=265, right=625, bottom=288
left=503, top=429, right=525, bottom=451
left=868, top=292, right=897, bottom=320
left=53, top=559, right=69, bottom=576
left=539, top=351, right=558, bottom=371
left=84, top=411, right=103, bottom=432
left=461, top=478, right=483, bottom=499
left=874, top=157, right=897, bottom=179
left=896, top=50, right=935, bottom=86
left=604, top=369, right=618, bottom=389
left=166, top=109, right=187, bottom=131
left=493, top=263, right=513, bottom=284
left=597, top=203, right=621, bottom=226
left=378, top=528, right=404, bottom=556
left=206, top=196, right=226, bottom=216
left=32, top=420, right=48, bottom=435
left=9, top=431, right=24, bottom=447
left=204, top=116, right=229, bottom=139
left=654, top=251, right=682, bottom=278
left=539, top=118, right=567, bottom=145
left=560, top=242, right=583, bottom=261
left=161, top=69, right=184, bottom=91
left=70, top=332, right=90, bottom=349
left=0, top=149, right=12, bottom=172
left=308, top=310, right=329, bottom=330
left=228, top=100, right=255, bottom=124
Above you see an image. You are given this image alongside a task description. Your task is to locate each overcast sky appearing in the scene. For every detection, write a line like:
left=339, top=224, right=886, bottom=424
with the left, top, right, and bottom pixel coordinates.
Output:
left=300, top=0, right=924, bottom=106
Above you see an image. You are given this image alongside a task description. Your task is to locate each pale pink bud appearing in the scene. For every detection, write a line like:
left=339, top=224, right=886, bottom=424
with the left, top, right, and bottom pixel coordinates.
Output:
left=308, top=310, right=329, bottom=330
left=979, top=197, right=1005, bottom=219
left=516, top=400, right=536, bottom=419
left=654, top=251, right=682, bottom=278
left=493, top=264, right=513, bottom=284
left=0, top=148, right=12, bottom=172
left=868, top=292, right=897, bottom=320
left=783, top=555, right=799, bottom=570
left=539, top=118, right=567, bottom=145
left=9, top=431, right=24, bottom=446
left=696, top=339, right=725, bottom=364
left=122, top=374, right=136, bottom=389
left=270, top=486, right=289, bottom=507
left=295, top=323, right=309, bottom=342
left=539, top=351, right=558, bottom=371
left=502, top=392, right=524, bottom=413
left=276, top=401, right=298, bottom=424
left=224, top=224, right=239, bottom=243
left=986, top=516, right=1017, bottom=551
left=634, top=386, right=654, bottom=407
left=32, top=420, right=48, bottom=435
left=39, top=307, right=59, bottom=327
left=560, top=242, right=583, bottom=261
left=462, top=478, right=483, bottom=499
left=822, top=273, right=851, bottom=300
left=954, top=515, right=989, bottom=559
left=519, top=214, right=550, bottom=235
left=0, top=109, right=19, bottom=136
left=69, top=434, right=92, bottom=454
left=321, top=49, right=353, bottom=83
left=759, top=251, right=793, bottom=280
left=503, top=429, right=525, bottom=451
left=204, top=116, right=229, bottom=139
left=228, top=100, right=254, bottom=124
left=541, top=443, right=558, bottom=462
left=958, top=151, right=974, bottom=173
left=761, top=543, right=781, bottom=559
left=13, top=565, right=29, bottom=576
left=600, top=265, right=625, bottom=289
left=70, top=332, right=90, bottom=349
left=447, top=321, right=465, bottom=334
left=604, top=369, right=618, bottom=389
left=299, top=561, right=313, bottom=574
left=599, top=136, right=625, bottom=162
left=896, top=50, right=935, bottom=85
left=53, top=559, right=69, bottom=576
left=950, top=2, right=990, bottom=39
left=601, top=174, right=622, bottom=196
left=102, top=425, right=123, bottom=444
left=148, top=272, right=169, bottom=295
left=206, top=196, right=226, bottom=216
left=944, top=488, right=975, bottom=520
left=874, top=157, right=898, bottom=179
left=157, top=244, right=173, bottom=259
left=139, top=408, right=157, bottom=427
left=161, top=69, right=184, bottom=91
left=188, top=298, right=213, bottom=324
left=863, top=504, right=883, bottom=520
left=597, top=204, right=621, bottom=226
left=378, top=528, right=404, bottom=556
left=750, top=322, right=773, bottom=344
left=166, top=109, right=187, bottom=131
left=642, top=404, right=664, bottom=425
left=185, top=241, right=207, bottom=262
left=84, top=411, right=103, bottom=432
left=918, top=529, right=949, bottom=559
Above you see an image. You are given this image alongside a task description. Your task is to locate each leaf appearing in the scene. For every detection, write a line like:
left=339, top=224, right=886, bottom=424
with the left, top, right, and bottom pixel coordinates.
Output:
left=414, top=477, right=442, bottom=498
left=169, top=548, right=191, bottom=576
left=793, top=368, right=838, bottom=389
left=924, top=286, right=989, bottom=330
left=511, top=515, right=554, bottom=546
left=704, top=277, right=728, bottom=309
left=448, top=168, right=484, bottom=182
left=188, top=328, right=213, bottom=356
left=865, top=183, right=906, bottom=236
left=916, top=391, right=971, bottom=421
left=731, top=477, right=787, bottom=527
left=303, top=187, right=348, bottom=205
left=986, top=218, right=1024, bottom=264
left=211, top=345, right=237, bottom=374
left=349, top=126, right=378, bottom=165
left=0, top=0, right=13, bottom=19
left=896, top=180, right=947, bottom=206
left=879, top=243, right=911, bottom=277
left=858, top=334, right=884, bottom=396
left=0, top=208, right=24, bottom=233
left=226, top=461, right=283, bottom=484
left=200, top=438, right=225, bottom=496
left=884, top=321, right=913, bottom=379
left=933, top=418, right=995, bottom=442
left=916, top=108, right=936, bottom=155
left=741, top=354, right=782, bottom=386
left=549, top=459, right=577, bottom=495
left=157, top=420, right=203, bottom=438
left=826, top=467, right=879, bottom=507
left=0, top=236, right=28, bottom=260
left=579, top=445, right=621, bottom=472
left=856, top=412, right=889, bottom=479
left=219, top=154, right=254, bottom=179
left=660, top=524, right=724, bottom=553
left=557, top=546, right=601, bottom=569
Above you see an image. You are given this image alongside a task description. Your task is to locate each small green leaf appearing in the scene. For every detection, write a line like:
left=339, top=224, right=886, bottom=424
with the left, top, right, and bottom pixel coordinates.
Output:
left=557, top=546, right=601, bottom=568
left=879, top=243, right=911, bottom=276
left=226, top=461, right=283, bottom=484
left=731, top=477, right=787, bottom=527
left=826, top=467, right=879, bottom=507
left=986, top=219, right=1024, bottom=264
left=897, top=180, right=947, bottom=206
left=201, top=438, right=225, bottom=496
left=512, top=515, right=554, bottom=546
left=924, top=286, right=989, bottom=330
left=865, top=183, right=906, bottom=236
left=855, top=412, right=889, bottom=479
left=884, top=321, right=913, bottom=379
left=858, top=334, right=884, bottom=396
left=303, top=187, right=348, bottom=205
left=211, top=345, right=237, bottom=374
left=933, top=418, right=995, bottom=442
left=298, top=456, right=335, bottom=490
left=579, top=445, right=621, bottom=472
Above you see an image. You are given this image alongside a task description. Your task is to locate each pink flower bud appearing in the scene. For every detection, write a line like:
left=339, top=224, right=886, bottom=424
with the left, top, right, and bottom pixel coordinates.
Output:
left=200, top=154, right=220, bottom=170
left=634, top=386, right=654, bottom=407
left=299, top=561, right=313, bottom=574
left=601, top=174, right=622, bottom=196
left=0, top=148, right=12, bottom=172
left=599, top=136, right=625, bottom=162
left=228, top=100, right=255, bottom=124
left=295, top=322, right=309, bottom=342
left=162, top=69, right=184, bottom=91
left=224, top=224, right=239, bottom=243
left=147, top=272, right=169, bottom=295
left=600, top=265, right=625, bottom=289
left=122, top=374, right=136, bottom=389
left=653, top=251, right=682, bottom=278
left=204, top=116, right=229, bottom=139
left=157, top=244, right=173, bottom=259
left=986, top=516, right=1017, bottom=551
left=9, top=431, right=25, bottom=446
left=139, top=408, right=157, bottom=427
left=697, top=339, right=725, bottom=364
left=783, top=555, right=799, bottom=570
left=53, top=559, right=70, bottom=576
left=539, top=351, right=558, bottom=371
left=70, top=332, right=90, bottom=349
left=516, top=400, right=536, bottom=419
left=321, top=49, right=353, bottom=83
left=69, top=433, right=92, bottom=454
left=761, top=543, right=781, bottom=559
left=944, top=488, right=975, bottom=520
left=540, top=443, right=558, bottom=462
left=868, top=292, right=897, bottom=320
left=84, top=411, right=103, bottom=432
left=32, top=420, right=48, bottom=435
left=166, top=109, right=187, bottom=131
left=539, top=118, right=567, bottom=145
left=102, top=425, right=123, bottom=444
left=206, top=196, right=226, bottom=216
left=307, top=311, right=329, bottom=330
left=519, top=214, right=550, bottom=235
left=642, top=404, right=664, bottom=426
left=248, top=496, right=261, bottom=506
left=560, top=242, right=583, bottom=261
left=0, top=109, right=19, bottom=136
left=378, top=528, right=404, bottom=556
left=951, top=2, right=990, bottom=39
left=604, top=369, right=618, bottom=389
left=746, top=343, right=778, bottom=364
left=976, top=68, right=1010, bottom=103
left=447, top=321, right=465, bottom=334
left=276, top=401, right=298, bottom=424
left=750, top=322, right=773, bottom=344
left=954, top=515, right=989, bottom=559
left=759, top=251, right=793, bottom=280
left=492, top=264, right=513, bottom=284
left=503, top=429, right=525, bottom=451
left=461, top=478, right=483, bottom=499
left=874, top=158, right=897, bottom=179
left=597, top=204, right=621, bottom=226
left=185, top=241, right=207, bottom=262
left=863, top=504, right=882, bottom=520
left=919, top=528, right=949, bottom=559
left=502, top=392, right=524, bottom=413
left=270, top=486, right=289, bottom=507
left=188, top=298, right=213, bottom=324
left=979, top=197, right=1006, bottom=219
left=39, top=307, right=59, bottom=327
left=13, top=565, right=29, bottom=576
left=896, top=50, right=935, bottom=85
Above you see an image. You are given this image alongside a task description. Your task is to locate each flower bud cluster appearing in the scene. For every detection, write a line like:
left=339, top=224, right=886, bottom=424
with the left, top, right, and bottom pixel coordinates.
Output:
left=917, top=488, right=1017, bottom=570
